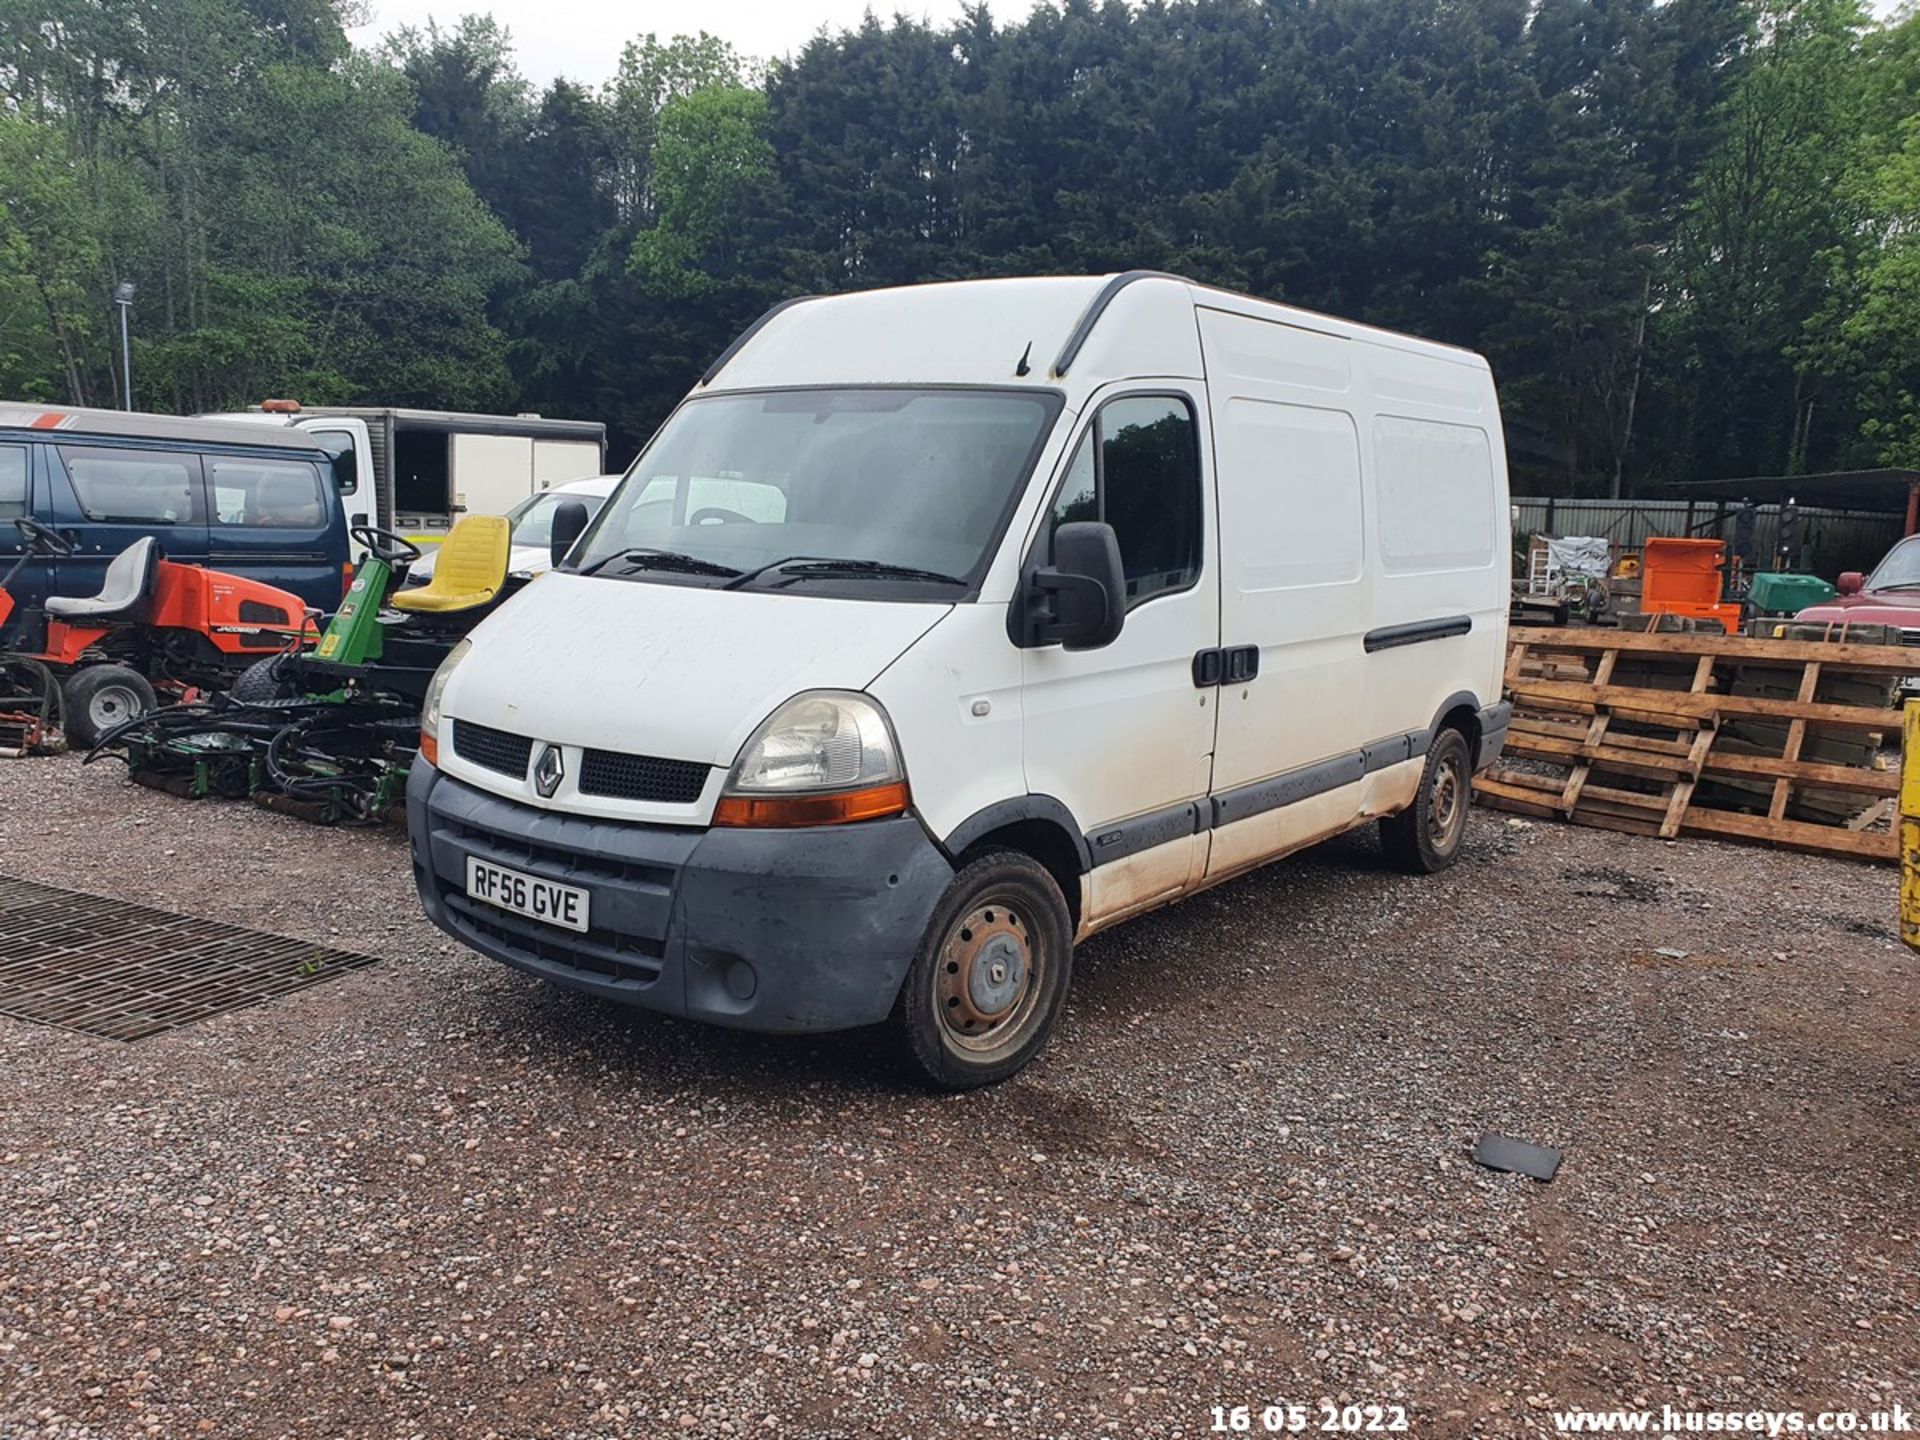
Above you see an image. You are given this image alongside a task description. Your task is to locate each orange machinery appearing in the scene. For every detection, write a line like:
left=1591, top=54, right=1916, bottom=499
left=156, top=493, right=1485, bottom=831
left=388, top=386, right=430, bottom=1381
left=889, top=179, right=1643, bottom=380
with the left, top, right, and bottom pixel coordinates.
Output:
left=1639, top=536, right=1741, bottom=634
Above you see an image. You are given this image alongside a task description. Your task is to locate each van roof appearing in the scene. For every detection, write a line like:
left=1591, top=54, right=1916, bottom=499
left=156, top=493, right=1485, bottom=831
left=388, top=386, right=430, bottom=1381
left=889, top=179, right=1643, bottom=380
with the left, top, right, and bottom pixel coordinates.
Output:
left=698, top=271, right=1488, bottom=394
left=0, top=404, right=328, bottom=453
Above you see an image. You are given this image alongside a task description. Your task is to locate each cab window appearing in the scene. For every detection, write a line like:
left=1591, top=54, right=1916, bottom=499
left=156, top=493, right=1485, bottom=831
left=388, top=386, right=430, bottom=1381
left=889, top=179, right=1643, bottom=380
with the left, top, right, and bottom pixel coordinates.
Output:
left=1050, top=395, right=1203, bottom=610
left=207, top=457, right=328, bottom=528
left=0, top=446, right=25, bottom=521
left=60, top=448, right=201, bottom=524
left=309, top=429, right=358, bottom=496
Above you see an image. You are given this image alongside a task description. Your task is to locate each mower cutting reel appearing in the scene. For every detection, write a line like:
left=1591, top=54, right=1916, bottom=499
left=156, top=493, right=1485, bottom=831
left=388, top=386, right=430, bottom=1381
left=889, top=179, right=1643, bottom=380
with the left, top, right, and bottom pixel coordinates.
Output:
left=0, top=655, right=62, bottom=757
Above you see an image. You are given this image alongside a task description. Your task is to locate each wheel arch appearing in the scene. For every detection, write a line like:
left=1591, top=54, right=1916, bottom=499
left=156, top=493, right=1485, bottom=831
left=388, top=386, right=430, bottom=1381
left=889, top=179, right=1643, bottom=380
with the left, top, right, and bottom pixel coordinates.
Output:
left=939, top=796, right=1090, bottom=931
left=1425, top=690, right=1484, bottom=757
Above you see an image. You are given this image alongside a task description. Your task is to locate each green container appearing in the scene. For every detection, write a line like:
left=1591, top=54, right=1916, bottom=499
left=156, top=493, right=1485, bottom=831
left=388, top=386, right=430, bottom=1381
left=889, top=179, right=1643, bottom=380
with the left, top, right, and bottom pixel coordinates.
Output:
left=1748, top=571, right=1838, bottom=615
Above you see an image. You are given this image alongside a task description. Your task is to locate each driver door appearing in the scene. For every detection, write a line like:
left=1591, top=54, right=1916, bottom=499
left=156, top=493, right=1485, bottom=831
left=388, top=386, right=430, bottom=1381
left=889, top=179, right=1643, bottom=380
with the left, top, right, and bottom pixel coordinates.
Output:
left=1019, top=385, right=1221, bottom=932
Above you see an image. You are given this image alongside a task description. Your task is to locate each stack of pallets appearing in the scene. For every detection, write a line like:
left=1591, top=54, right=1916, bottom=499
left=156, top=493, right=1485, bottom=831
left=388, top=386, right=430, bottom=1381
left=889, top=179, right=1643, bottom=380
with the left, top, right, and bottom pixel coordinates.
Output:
left=1475, top=626, right=1911, bottom=862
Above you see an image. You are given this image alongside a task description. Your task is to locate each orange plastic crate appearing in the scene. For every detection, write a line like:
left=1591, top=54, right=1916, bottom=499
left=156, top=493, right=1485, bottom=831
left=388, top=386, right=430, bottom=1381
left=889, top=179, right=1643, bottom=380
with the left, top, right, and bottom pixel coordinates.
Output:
left=1641, top=537, right=1740, bottom=633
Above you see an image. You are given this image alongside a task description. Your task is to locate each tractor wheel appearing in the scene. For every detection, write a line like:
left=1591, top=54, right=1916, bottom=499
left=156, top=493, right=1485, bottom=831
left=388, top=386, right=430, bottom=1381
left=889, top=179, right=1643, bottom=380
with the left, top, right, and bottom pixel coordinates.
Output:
left=63, top=665, right=158, bottom=748
left=230, top=654, right=300, bottom=704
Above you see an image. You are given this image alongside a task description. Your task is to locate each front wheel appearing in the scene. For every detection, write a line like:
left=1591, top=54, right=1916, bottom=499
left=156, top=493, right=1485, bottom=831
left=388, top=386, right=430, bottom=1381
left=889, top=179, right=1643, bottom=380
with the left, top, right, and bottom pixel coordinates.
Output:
left=1380, top=727, right=1473, bottom=874
left=63, top=664, right=158, bottom=748
left=890, top=850, right=1074, bottom=1090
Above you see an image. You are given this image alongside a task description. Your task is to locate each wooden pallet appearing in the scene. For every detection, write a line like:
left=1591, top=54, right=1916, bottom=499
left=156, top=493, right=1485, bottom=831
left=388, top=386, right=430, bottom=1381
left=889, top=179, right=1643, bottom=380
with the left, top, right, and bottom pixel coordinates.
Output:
left=1479, top=627, right=1908, bottom=862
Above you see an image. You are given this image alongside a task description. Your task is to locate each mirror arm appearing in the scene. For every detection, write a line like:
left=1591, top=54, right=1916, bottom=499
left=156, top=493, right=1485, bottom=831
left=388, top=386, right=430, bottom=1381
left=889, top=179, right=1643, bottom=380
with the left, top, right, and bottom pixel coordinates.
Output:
left=1027, top=568, right=1111, bottom=646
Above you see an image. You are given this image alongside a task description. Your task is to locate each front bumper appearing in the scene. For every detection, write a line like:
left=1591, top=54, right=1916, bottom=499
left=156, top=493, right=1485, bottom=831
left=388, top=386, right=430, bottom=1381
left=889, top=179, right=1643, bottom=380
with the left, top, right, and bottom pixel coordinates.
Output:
left=408, top=761, right=955, bottom=1032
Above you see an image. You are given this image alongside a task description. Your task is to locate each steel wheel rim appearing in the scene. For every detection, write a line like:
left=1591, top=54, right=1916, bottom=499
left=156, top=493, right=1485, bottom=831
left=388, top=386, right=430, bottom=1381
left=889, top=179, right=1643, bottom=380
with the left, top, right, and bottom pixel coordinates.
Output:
left=89, top=685, right=142, bottom=729
left=1429, top=752, right=1466, bottom=849
left=935, top=895, right=1043, bottom=1056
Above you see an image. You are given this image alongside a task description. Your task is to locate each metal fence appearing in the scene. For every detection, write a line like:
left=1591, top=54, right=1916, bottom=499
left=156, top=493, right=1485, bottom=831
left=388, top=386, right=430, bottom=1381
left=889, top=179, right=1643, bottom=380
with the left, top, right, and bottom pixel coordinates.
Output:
left=1513, top=496, right=1904, bottom=577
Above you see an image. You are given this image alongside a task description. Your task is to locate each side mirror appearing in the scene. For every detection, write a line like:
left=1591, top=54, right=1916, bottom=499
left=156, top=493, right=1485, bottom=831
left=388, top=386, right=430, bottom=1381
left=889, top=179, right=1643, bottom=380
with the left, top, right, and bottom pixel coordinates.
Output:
left=1030, top=520, right=1125, bottom=650
left=1837, top=570, right=1865, bottom=595
left=549, top=500, right=590, bottom=570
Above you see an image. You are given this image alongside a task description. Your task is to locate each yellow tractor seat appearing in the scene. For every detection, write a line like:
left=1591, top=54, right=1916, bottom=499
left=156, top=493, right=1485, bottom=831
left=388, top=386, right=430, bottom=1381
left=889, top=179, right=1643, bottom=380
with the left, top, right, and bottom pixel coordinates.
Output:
left=390, top=516, right=512, bottom=615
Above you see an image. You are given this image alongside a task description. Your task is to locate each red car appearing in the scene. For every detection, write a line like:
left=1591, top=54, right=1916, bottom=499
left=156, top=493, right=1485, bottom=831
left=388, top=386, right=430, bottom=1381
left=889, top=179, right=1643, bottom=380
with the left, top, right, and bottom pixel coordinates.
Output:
left=1794, top=536, right=1920, bottom=636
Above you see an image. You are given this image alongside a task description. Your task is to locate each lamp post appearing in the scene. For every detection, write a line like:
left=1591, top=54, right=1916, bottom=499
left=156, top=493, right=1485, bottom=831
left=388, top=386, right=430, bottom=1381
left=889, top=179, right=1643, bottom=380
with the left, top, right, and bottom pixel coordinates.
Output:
left=113, top=281, right=136, bottom=410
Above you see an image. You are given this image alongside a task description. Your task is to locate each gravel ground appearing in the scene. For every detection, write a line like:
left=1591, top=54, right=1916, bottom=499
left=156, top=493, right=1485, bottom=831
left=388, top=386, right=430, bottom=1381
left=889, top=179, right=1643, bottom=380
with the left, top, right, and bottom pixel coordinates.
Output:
left=0, top=753, right=1915, bottom=1439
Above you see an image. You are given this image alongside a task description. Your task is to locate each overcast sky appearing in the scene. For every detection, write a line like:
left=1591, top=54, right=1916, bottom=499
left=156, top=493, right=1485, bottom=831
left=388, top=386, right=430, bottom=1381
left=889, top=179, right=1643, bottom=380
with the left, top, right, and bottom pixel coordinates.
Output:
left=347, top=1, right=998, bottom=87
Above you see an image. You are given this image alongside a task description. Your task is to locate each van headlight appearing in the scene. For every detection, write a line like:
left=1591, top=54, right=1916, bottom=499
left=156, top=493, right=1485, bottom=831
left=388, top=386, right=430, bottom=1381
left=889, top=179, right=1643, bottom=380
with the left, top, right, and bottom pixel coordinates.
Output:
left=715, top=690, right=909, bottom=827
left=418, top=638, right=472, bottom=765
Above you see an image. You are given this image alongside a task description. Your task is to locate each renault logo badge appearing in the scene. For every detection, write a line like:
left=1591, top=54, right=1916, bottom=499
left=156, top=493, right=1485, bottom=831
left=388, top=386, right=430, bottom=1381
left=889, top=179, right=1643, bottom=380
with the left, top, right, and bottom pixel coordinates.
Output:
left=533, top=744, right=565, bottom=798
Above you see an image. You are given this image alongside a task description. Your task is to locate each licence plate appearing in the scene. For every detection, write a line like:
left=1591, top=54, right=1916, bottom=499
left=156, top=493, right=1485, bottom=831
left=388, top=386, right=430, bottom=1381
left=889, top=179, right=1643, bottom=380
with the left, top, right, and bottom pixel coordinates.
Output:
left=465, top=857, right=590, bottom=934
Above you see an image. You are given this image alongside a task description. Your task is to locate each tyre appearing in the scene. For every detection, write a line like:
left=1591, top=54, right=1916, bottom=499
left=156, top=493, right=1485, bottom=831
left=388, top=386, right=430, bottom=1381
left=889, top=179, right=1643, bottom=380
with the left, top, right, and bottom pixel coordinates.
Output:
left=62, top=664, right=158, bottom=748
left=1380, top=726, right=1473, bottom=875
left=229, top=654, right=299, bottom=703
left=890, top=849, right=1074, bottom=1090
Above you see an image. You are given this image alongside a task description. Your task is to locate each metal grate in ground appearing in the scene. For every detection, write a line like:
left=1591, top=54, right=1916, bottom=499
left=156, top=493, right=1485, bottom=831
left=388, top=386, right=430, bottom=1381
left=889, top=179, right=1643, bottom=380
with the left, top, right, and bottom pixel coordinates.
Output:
left=0, top=874, right=380, bottom=1041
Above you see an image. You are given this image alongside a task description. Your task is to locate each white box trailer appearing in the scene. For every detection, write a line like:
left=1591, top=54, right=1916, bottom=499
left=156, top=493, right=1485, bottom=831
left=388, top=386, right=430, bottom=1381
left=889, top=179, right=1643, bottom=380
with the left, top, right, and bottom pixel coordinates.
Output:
left=202, top=404, right=607, bottom=550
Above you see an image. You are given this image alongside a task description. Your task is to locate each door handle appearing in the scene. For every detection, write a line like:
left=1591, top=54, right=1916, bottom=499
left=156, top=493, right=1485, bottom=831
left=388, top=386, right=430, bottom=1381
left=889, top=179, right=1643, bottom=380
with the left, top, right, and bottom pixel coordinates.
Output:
left=1195, top=645, right=1259, bottom=687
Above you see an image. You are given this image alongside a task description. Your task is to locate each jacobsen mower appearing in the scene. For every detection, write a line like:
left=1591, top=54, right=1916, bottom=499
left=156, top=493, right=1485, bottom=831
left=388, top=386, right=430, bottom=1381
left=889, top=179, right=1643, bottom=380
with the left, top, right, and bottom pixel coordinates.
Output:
left=0, top=518, right=315, bottom=755
left=90, top=509, right=581, bottom=823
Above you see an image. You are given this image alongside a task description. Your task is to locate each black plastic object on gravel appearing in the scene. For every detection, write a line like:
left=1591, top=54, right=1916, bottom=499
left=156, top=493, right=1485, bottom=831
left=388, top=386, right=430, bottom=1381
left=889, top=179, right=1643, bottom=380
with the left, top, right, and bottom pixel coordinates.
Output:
left=0, top=872, right=378, bottom=1041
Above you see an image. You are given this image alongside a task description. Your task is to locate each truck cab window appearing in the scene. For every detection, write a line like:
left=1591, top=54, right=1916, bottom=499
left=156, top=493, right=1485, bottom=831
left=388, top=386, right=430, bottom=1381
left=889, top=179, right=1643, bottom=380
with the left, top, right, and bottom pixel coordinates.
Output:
left=310, top=429, right=357, bottom=496
left=1050, top=396, right=1202, bottom=610
left=0, top=446, right=25, bottom=520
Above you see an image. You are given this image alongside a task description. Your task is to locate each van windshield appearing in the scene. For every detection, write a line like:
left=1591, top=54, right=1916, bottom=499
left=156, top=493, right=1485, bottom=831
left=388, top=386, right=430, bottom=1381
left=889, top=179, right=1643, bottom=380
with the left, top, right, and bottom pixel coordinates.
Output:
left=570, top=388, right=1062, bottom=595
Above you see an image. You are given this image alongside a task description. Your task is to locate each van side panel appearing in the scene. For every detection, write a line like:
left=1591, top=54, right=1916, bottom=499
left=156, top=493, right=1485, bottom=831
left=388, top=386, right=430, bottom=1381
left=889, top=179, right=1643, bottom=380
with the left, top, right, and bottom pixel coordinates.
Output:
left=1360, top=348, right=1508, bottom=766
left=1193, top=300, right=1507, bottom=878
left=1198, top=307, right=1376, bottom=876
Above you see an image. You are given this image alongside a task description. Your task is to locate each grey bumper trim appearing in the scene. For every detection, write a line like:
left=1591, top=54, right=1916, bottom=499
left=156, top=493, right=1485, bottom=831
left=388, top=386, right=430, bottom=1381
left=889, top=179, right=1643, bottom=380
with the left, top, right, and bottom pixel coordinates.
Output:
left=409, top=762, right=955, bottom=1033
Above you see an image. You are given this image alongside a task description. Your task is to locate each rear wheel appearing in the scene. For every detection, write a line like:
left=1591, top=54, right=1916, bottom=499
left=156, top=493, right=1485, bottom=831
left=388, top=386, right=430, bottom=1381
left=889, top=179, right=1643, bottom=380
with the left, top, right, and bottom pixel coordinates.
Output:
left=891, top=849, right=1074, bottom=1090
left=229, top=654, right=299, bottom=703
left=1380, top=727, right=1473, bottom=874
left=62, top=664, right=158, bottom=748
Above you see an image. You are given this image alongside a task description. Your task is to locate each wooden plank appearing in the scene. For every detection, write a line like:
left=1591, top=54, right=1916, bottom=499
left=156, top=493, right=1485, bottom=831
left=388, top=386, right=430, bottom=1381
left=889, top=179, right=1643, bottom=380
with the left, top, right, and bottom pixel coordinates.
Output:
left=1768, top=661, right=1821, bottom=822
left=1510, top=679, right=1903, bottom=733
left=1510, top=626, right=1920, bottom=676
left=1477, top=774, right=1897, bottom=861
left=1661, top=727, right=1716, bottom=838
left=1561, top=711, right=1610, bottom=811
left=1501, top=732, right=1900, bottom=795
left=1847, top=798, right=1895, bottom=831
left=1678, top=806, right=1897, bottom=862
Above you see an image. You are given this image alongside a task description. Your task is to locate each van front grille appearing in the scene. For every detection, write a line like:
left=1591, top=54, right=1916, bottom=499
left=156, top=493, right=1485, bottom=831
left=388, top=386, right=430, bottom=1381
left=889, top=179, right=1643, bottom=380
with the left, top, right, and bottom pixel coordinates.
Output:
left=451, top=720, right=532, bottom=778
left=579, top=749, right=709, bottom=805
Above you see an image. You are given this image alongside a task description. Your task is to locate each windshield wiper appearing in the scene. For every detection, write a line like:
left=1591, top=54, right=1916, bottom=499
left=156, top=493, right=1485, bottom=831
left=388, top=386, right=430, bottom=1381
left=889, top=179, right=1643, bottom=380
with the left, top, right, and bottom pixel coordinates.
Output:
left=574, top=548, right=743, bottom=579
left=726, top=556, right=967, bottom=590
left=1869, top=580, right=1920, bottom=592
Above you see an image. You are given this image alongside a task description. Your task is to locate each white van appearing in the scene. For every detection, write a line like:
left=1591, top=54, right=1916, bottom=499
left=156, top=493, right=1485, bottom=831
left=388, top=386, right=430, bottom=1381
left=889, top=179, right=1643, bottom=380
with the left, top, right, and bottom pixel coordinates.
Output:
left=407, top=273, right=1512, bottom=1088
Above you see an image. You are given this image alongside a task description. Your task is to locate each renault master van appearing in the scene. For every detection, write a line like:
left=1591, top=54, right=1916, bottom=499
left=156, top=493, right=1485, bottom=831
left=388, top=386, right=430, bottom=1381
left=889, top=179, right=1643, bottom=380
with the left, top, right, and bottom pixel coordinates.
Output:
left=407, top=272, right=1512, bottom=1088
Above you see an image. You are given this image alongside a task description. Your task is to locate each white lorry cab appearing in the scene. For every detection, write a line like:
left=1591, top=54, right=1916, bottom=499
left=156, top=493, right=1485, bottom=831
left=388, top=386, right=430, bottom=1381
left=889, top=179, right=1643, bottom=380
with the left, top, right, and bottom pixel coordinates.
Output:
left=408, top=272, right=1513, bottom=1088
left=200, top=404, right=607, bottom=558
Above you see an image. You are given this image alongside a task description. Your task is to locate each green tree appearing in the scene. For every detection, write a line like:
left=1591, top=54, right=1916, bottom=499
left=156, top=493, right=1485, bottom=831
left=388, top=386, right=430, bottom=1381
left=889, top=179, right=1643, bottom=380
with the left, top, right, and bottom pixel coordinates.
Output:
left=628, top=86, right=777, bottom=298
